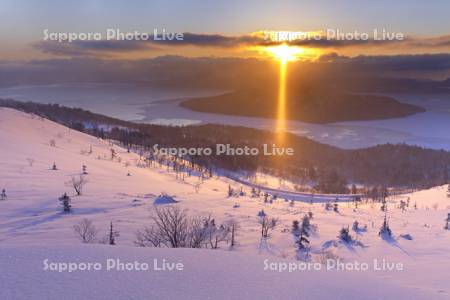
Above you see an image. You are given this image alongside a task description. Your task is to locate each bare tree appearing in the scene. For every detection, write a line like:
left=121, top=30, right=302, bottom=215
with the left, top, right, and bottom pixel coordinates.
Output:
left=66, top=175, right=87, bottom=196
left=193, top=182, right=202, bottom=193
left=137, top=207, right=231, bottom=249
left=135, top=226, right=162, bottom=247
left=73, top=219, right=98, bottom=243
left=203, top=219, right=230, bottom=249
left=189, top=214, right=211, bottom=248
left=151, top=206, right=190, bottom=248
left=259, top=214, right=279, bottom=238
left=225, top=219, right=240, bottom=248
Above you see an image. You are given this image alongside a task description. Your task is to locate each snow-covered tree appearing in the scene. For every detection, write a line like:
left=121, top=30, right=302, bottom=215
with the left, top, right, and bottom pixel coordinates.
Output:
left=355, top=220, right=367, bottom=233
left=258, top=213, right=278, bottom=238
left=292, top=217, right=311, bottom=260
left=379, top=214, right=392, bottom=238
left=339, top=226, right=353, bottom=243
left=0, top=189, right=6, bottom=200
left=59, top=193, right=71, bottom=213
left=204, top=219, right=230, bottom=249
left=301, top=214, right=311, bottom=233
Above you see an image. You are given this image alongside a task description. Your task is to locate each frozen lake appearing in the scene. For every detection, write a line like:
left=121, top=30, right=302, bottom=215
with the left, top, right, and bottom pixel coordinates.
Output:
left=0, top=83, right=449, bottom=150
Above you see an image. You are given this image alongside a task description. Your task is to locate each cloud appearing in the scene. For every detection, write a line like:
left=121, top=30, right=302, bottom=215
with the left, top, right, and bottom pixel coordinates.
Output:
left=31, top=31, right=450, bottom=59
left=1, top=53, right=449, bottom=90
left=33, top=40, right=160, bottom=57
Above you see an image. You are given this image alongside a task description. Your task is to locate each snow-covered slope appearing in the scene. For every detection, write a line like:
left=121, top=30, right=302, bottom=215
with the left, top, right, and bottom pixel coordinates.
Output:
left=1, top=244, right=447, bottom=300
left=1, top=107, right=449, bottom=300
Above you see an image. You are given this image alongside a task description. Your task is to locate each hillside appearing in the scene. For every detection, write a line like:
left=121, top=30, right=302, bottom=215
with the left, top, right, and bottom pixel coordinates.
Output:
left=1, top=99, right=449, bottom=189
left=1, top=107, right=450, bottom=299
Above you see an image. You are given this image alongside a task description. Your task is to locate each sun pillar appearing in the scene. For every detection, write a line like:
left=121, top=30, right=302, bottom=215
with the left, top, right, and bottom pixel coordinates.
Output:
left=276, top=58, right=287, bottom=145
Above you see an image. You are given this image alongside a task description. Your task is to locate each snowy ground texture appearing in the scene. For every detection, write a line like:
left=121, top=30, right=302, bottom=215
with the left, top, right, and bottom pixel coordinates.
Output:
left=1, top=107, right=450, bottom=300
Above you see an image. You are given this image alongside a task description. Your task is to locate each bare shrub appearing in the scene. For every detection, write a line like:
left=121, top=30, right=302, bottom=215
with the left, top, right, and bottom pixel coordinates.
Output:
left=135, top=226, right=162, bottom=247
left=66, top=175, right=87, bottom=196
left=204, top=218, right=230, bottom=249
left=73, top=218, right=98, bottom=243
left=189, top=214, right=211, bottom=248
left=137, top=206, right=231, bottom=249
left=314, top=250, right=341, bottom=265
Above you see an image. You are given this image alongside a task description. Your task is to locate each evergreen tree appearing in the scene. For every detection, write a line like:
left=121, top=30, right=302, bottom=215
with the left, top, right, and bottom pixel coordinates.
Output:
left=59, top=193, right=71, bottom=213
left=301, top=214, right=311, bottom=233
left=109, top=221, right=119, bottom=245
left=296, top=231, right=310, bottom=250
left=0, top=189, right=6, bottom=200
left=379, top=213, right=392, bottom=237
left=339, top=226, right=353, bottom=243
left=227, top=185, right=233, bottom=197
left=293, top=219, right=310, bottom=252
left=351, top=184, right=357, bottom=194
left=444, top=213, right=450, bottom=230
left=380, top=199, right=387, bottom=212
left=352, top=220, right=359, bottom=231
left=333, top=202, right=339, bottom=212
left=292, top=220, right=300, bottom=237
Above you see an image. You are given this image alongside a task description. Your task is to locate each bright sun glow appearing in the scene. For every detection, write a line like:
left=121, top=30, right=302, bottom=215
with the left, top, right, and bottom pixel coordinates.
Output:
left=266, top=44, right=304, bottom=63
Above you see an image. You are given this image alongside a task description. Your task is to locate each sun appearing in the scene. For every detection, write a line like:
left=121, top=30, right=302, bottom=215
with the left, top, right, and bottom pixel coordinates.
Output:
left=265, top=44, right=304, bottom=63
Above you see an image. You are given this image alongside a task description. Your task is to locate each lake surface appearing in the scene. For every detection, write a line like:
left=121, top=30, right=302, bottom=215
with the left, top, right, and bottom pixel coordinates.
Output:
left=1, top=83, right=449, bottom=150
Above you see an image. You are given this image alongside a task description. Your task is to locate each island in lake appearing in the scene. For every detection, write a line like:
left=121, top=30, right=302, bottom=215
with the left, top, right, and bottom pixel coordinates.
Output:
left=180, top=89, right=425, bottom=124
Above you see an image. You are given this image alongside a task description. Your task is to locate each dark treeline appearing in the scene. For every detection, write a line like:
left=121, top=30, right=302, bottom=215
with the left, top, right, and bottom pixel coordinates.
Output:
left=1, top=99, right=449, bottom=192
